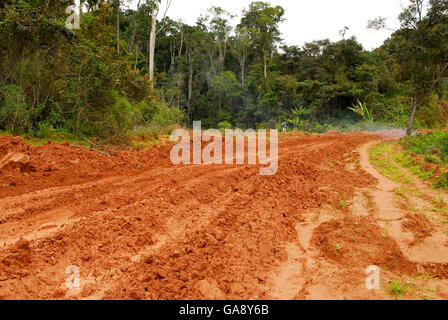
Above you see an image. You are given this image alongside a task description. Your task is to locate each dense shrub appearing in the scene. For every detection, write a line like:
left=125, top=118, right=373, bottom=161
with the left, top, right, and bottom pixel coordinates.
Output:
left=435, top=172, right=448, bottom=189
left=401, top=132, right=448, bottom=161
left=0, top=85, right=30, bottom=135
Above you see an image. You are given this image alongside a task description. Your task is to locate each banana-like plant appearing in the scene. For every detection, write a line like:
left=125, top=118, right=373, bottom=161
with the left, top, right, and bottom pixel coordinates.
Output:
left=284, top=107, right=307, bottom=130
left=348, top=100, right=374, bottom=123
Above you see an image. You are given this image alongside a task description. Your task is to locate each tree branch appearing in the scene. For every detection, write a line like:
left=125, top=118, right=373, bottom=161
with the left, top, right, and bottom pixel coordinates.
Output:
left=432, top=61, right=448, bottom=88
left=156, top=0, right=172, bottom=35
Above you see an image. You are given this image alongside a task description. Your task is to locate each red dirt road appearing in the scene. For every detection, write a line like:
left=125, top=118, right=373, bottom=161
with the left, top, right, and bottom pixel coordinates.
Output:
left=0, top=133, right=446, bottom=300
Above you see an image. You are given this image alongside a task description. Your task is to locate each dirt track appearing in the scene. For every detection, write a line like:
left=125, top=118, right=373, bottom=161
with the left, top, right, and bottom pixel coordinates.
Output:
left=0, top=133, right=447, bottom=300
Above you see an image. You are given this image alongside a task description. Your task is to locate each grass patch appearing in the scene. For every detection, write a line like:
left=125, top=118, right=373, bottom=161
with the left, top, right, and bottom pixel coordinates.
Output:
left=388, top=280, right=408, bottom=299
left=368, top=142, right=411, bottom=184
left=400, top=131, right=448, bottom=190
left=371, top=134, right=448, bottom=191
left=435, top=172, right=448, bottom=189
left=401, top=131, right=448, bottom=159
left=9, top=126, right=87, bottom=147
left=395, top=151, right=436, bottom=181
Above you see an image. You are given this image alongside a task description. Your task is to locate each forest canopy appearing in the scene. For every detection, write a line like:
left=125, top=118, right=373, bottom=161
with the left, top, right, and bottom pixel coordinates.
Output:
left=0, top=0, right=447, bottom=142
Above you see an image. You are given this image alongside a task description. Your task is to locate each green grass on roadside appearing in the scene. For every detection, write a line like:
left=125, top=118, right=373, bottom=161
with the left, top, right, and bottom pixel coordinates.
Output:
left=0, top=126, right=172, bottom=150
left=368, top=142, right=412, bottom=184
left=394, top=151, right=436, bottom=181
left=369, top=136, right=448, bottom=190
left=400, top=132, right=448, bottom=189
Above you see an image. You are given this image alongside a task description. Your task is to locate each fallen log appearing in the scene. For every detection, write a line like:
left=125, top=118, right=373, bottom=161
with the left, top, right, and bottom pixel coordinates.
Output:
left=70, top=145, right=111, bottom=157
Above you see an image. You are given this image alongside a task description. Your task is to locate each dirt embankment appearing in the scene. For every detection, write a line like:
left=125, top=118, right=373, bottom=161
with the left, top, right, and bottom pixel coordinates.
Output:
left=0, top=135, right=173, bottom=199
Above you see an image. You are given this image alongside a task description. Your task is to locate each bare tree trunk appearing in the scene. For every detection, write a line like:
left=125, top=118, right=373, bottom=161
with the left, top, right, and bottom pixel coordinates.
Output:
left=134, top=44, right=139, bottom=69
left=263, top=51, right=267, bottom=79
left=415, top=0, right=423, bottom=22
left=129, top=23, right=136, bottom=52
left=149, top=12, right=157, bottom=89
left=406, top=95, right=418, bottom=136
left=178, top=21, right=184, bottom=57
left=263, top=51, right=268, bottom=90
left=207, top=48, right=216, bottom=77
left=148, top=0, right=172, bottom=90
left=218, top=41, right=224, bottom=72
left=116, top=2, right=120, bottom=55
left=129, top=0, right=141, bottom=52
left=170, top=42, right=175, bottom=74
left=187, top=48, right=193, bottom=120
left=188, top=57, right=193, bottom=103
left=79, top=0, right=83, bottom=21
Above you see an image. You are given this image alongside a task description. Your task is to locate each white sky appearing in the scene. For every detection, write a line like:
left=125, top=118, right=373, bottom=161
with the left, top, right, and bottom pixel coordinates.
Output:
left=129, top=0, right=408, bottom=50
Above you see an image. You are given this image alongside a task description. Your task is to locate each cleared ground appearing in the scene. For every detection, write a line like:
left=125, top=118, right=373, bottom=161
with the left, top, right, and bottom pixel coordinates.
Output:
left=0, top=132, right=447, bottom=300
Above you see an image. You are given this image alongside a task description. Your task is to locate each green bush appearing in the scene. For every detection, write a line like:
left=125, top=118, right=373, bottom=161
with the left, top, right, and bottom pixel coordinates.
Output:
left=106, top=97, right=134, bottom=135
left=218, top=121, right=232, bottom=130
left=134, top=100, right=156, bottom=125
left=131, top=102, right=184, bottom=139
left=400, top=131, right=448, bottom=190
left=435, top=172, right=448, bottom=189
left=0, top=85, right=30, bottom=135
left=401, top=131, right=448, bottom=161
left=150, top=104, right=184, bottom=128
left=34, top=123, right=78, bottom=141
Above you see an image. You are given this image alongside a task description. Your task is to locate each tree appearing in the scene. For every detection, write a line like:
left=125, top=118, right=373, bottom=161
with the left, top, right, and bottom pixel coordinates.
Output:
left=201, top=7, right=234, bottom=73
left=144, top=0, right=172, bottom=89
left=211, top=71, right=242, bottom=113
left=239, top=2, right=285, bottom=80
left=396, top=0, right=448, bottom=134
left=231, top=27, right=251, bottom=85
left=372, top=0, right=448, bottom=134
left=129, top=0, right=142, bottom=52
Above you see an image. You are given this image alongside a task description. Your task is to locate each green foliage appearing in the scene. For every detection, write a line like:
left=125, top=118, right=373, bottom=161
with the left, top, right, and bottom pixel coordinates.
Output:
left=435, top=172, right=448, bottom=189
left=131, top=102, right=184, bottom=140
left=0, top=0, right=447, bottom=142
left=348, top=100, right=374, bottom=123
left=401, top=131, right=448, bottom=161
left=34, top=123, right=79, bottom=142
left=151, top=104, right=184, bottom=127
left=388, top=280, right=407, bottom=299
left=112, top=97, right=134, bottom=131
left=399, top=131, right=448, bottom=189
left=0, top=85, right=30, bottom=135
left=218, top=121, right=232, bottom=130
left=285, top=107, right=308, bottom=130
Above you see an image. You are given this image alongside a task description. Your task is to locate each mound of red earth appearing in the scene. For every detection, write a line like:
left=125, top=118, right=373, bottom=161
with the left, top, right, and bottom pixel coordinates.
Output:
left=0, top=135, right=173, bottom=199
left=312, top=215, right=416, bottom=275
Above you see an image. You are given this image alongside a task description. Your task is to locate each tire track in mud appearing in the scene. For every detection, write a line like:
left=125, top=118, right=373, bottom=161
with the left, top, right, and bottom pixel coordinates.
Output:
left=358, top=141, right=448, bottom=284
left=267, top=139, right=448, bottom=300
left=359, top=141, right=448, bottom=264
left=0, top=163, right=260, bottom=298
left=83, top=138, right=345, bottom=300
left=0, top=133, right=375, bottom=299
left=0, top=137, right=337, bottom=249
left=0, top=164, right=254, bottom=247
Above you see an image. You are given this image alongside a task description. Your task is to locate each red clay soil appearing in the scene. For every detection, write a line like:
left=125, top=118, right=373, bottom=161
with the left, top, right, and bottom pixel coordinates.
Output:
left=401, top=213, right=433, bottom=245
left=0, top=132, right=443, bottom=300
left=0, top=135, right=174, bottom=199
left=312, top=215, right=416, bottom=275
